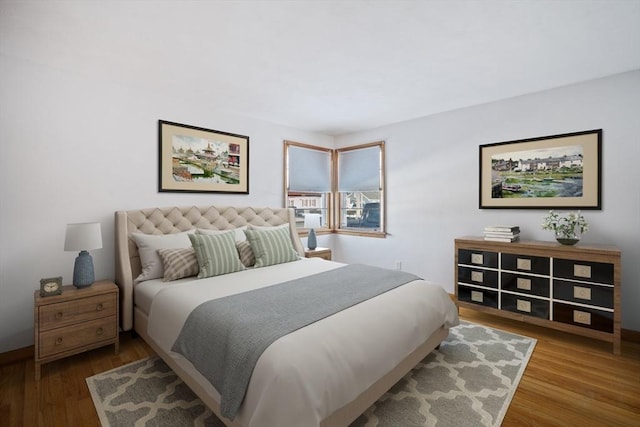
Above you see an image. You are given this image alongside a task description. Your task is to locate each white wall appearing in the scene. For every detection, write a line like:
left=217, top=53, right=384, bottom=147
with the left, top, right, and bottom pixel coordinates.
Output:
left=335, top=70, right=640, bottom=333
left=0, top=55, right=333, bottom=353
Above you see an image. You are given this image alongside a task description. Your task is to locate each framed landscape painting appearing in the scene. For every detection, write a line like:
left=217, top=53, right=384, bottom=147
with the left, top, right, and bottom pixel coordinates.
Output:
left=159, top=120, right=249, bottom=194
left=479, top=129, right=602, bottom=209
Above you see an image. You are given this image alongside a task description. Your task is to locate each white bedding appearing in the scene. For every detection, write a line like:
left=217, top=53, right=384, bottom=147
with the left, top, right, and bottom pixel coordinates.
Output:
left=146, top=258, right=459, bottom=427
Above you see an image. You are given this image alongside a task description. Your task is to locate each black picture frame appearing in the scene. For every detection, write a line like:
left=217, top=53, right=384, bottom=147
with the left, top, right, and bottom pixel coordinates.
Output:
left=479, top=129, right=602, bottom=209
left=159, top=120, right=249, bottom=194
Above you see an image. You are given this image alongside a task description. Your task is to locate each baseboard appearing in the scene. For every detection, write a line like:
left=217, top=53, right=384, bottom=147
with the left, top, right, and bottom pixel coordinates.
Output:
left=0, top=345, right=33, bottom=366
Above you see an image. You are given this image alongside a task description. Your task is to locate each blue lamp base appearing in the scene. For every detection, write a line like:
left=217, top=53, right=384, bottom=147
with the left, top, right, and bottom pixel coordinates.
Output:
left=307, top=228, right=317, bottom=250
left=73, top=250, right=95, bottom=288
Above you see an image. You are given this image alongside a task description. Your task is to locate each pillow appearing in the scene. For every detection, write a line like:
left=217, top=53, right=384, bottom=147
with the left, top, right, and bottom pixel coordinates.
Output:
left=244, top=227, right=299, bottom=268
left=236, top=240, right=256, bottom=267
left=157, top=247, right=199, bottom=282
left=131, top=231, right=194, bottom=283
left=188, top=232, right=245, bottom=278
left=197, top=226, right=247, bottom=242
left=247, top=223, right=290, bottom=231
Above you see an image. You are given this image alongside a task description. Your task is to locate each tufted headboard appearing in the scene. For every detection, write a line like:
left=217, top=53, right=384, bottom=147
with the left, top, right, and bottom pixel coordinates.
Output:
left=114, top=205, right=304, bottom=331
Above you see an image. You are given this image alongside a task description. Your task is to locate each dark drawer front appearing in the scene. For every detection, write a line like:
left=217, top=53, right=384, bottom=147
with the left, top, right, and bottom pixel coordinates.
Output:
left=553, top=259, right=614, bottom=284
left=502, top=253, right=550, bottom=275
left=501, top=294, right=550, bottom=320
left=553, top=280, right=613, bottom=309
left=458, top=267, right=498, bottom=289
left=458, top=249, right=498, bottom=268
left=553, top=302, right=613, bottom=333
left=458, top=285, right=498, bottom=309
left=501, top=273, right=550, bottom=297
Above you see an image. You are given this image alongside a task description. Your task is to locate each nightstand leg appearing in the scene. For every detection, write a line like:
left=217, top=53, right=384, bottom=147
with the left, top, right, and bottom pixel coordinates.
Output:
left=35, top=363, right=41, bottom=381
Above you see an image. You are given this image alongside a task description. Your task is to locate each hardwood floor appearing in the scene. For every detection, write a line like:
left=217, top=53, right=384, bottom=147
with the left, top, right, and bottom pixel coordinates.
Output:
left=1, top=309, right=638, bottom=426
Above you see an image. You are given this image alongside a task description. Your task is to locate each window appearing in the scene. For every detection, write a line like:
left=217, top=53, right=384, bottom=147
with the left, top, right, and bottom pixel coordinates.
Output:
left=284, top=140, right=385, bottom=237
left=284, top=141, right=332, bottom=230
left=337, top=142, right=385, bottom=235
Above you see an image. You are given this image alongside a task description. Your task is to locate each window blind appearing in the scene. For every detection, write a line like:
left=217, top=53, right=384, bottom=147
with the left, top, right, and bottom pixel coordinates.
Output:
left=288, top=145, right=331, bottom=192
left=338, top=146, right=381, bottom=191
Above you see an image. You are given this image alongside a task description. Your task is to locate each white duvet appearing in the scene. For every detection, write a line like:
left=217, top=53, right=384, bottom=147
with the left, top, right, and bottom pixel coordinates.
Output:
left=147, top=258, right=459, bottom=427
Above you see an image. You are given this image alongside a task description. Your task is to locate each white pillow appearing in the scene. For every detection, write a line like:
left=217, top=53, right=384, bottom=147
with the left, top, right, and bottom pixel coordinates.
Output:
left=131, top=231, right=194, bottom=284
left=247, top=223, right=290, bottom=231
left=196, top=226, right=247, bottom=242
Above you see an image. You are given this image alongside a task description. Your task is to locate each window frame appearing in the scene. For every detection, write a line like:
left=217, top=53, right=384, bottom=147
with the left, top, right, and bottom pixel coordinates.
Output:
left=284, top=140, right=385, bottom=238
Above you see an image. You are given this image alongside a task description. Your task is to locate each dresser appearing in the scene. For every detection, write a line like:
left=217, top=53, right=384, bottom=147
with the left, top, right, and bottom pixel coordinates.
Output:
left=455, top=237, right=621, bottom=354
left=34, top=280, right=119, bottom=379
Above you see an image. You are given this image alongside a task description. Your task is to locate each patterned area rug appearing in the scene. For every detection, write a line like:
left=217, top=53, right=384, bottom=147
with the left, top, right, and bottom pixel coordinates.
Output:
left=86, top=321, right=535, bottom=426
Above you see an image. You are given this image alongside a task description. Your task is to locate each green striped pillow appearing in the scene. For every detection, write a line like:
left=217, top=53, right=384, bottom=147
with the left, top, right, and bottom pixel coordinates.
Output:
left=188, top=232, right=245, bottom=278
left=244, top=227, right=299, bottom=268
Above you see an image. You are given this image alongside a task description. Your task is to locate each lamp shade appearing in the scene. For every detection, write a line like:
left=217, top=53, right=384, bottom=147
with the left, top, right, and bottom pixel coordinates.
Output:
left=303, top=214, right=322, bottom=230
left=64, top=222, right=103, bottom=251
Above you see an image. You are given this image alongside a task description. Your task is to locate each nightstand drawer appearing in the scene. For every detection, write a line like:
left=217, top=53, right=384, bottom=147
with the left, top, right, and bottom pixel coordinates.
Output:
left=38, top=293, right=116, bottom=331
left=38, top=316, right=117, bottom=358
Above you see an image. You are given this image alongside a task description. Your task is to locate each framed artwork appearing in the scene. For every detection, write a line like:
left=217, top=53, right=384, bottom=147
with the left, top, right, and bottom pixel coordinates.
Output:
left=479, top=129, right=602, bottom=209
left=159, top=120, right=249, bottom=194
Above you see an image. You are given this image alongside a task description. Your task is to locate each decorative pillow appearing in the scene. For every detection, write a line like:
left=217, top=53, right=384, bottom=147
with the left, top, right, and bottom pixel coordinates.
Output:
left=188, top=232, right=245, bottom=278
left=157, top=247, right=199, bottom=282
left=236, top=240, right=256, bottom=267
left=244, top=227, right=299, bottom=268
left=196, top=226, right=247, bottom=242
left=131, top=231, right=194, bottom=283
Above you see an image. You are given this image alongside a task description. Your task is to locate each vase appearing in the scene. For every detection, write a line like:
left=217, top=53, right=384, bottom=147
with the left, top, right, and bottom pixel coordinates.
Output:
left=555, top=232, right=580, bottom=246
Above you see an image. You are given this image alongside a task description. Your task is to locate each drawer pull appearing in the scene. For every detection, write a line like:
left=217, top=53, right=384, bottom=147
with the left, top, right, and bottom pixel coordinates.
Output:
left=516, top=299, right=532, bottom=313
left=517, top=258, right=532, bottom=271
left=471, top=271, right=484, bottom=282
left=574, top=264, right=592, bottom=279
left=573, top=286, right=592, bottom=301
left=471, top=291, right=484, bottom=303
left=55, top=312, right=63, bottom=320
left=96, top=327, right=104, bottom=336
left=96, top=303, right=104, bottom=311
left=471, top=253, right=484, bottom=265
left=573, top=310, right=592, bottom=325
left=516, top=278, right=531, bottom=291
left=55, top=337, right=63, bottom=346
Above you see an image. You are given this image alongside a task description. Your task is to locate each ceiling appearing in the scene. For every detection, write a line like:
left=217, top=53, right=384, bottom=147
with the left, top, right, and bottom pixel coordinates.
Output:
left=2, top=0, right=640, bottom=136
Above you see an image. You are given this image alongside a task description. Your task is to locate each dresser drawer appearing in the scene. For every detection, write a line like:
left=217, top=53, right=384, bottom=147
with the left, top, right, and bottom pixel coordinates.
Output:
left=458, top=267, right=498, bottom=289
left=553, top=302, right=613, bottom=333
left=553, top=259, right=614, bottom=284
left=38, top=316, right=117, bottom=358
left=458, top=249, right=498, bottom=268
left=502, top=253, right=550, bottom=275
left=553, top=280, right=613, bottom=309
left=38, top=293, right=116, bottom=331
left=501, top=294, right=549, bottom=319
left=502, top=273, right=550, bottom=297
left=457, top=285, right=498, bottom=309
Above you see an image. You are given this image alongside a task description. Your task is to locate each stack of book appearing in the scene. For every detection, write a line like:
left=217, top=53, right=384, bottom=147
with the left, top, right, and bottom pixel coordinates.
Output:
left=483, top=225, right=520, bottom=242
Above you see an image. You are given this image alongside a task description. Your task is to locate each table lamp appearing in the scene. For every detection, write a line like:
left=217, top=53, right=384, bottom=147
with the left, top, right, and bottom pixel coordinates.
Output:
left=303, top=214, right=321, bottom=250
left=64, top=222, right=103, bottom=288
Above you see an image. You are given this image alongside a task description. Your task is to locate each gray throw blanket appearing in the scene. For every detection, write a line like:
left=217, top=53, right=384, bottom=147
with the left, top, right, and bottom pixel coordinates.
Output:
left=171, top=264, right=420, bottom=420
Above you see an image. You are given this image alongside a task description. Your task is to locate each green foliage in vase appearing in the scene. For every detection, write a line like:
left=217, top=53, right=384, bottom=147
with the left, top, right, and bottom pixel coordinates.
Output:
left=541, top=210, right=589, bottom=238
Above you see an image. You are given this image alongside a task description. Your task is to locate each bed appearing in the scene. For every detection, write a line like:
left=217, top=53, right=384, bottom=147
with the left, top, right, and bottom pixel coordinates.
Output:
left=114, top=205, right=459, bottom=427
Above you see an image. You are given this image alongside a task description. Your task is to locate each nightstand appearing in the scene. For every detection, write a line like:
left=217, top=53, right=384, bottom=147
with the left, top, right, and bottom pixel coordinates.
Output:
left=34, top=280, right=119, bottom=380
left=304, top=247, right=332, bottom=260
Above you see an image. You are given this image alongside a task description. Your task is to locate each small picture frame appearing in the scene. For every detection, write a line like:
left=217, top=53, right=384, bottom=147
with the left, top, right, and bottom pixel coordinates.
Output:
left=479, top=129, right=602, bottom=209
left=159, top=120, right=249, bottom=194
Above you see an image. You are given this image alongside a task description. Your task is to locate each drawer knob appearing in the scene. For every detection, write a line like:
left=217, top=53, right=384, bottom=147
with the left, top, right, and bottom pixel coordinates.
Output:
left=96, top=327, right=104, bottom=336
left=55, top=312, right=63, bottom=320
left=55, top=337, right=63, bottom=346
left=96, top=303, right=104, bottom=311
